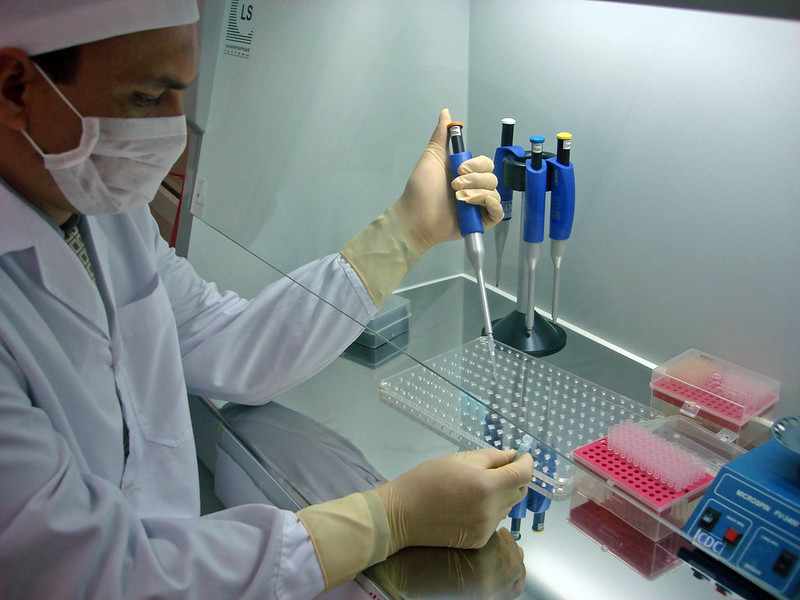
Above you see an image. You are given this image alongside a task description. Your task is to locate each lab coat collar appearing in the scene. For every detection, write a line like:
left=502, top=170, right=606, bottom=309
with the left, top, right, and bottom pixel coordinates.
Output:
left=0, top=181, right=109, bottom=335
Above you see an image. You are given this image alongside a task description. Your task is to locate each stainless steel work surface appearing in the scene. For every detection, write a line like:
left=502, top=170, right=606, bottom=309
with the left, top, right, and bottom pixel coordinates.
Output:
left=261, top=278, right=734, bottom=599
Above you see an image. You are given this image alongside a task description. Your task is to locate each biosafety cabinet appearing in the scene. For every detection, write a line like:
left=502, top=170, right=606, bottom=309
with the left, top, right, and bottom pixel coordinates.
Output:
left=176, top=1, right=800, bottom=598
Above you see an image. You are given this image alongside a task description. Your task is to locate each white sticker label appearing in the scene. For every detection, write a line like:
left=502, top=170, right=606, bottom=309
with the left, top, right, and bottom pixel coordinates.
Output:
left=224, top=0, right=255, bottom=59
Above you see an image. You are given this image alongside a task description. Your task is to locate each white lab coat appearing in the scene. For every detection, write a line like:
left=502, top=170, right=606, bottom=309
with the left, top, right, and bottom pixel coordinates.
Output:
left=0, top=181, right=378, bottom=599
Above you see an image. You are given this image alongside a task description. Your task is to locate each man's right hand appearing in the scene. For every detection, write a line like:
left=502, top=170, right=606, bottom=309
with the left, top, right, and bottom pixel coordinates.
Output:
left=376, top=448, right=535, bottom=554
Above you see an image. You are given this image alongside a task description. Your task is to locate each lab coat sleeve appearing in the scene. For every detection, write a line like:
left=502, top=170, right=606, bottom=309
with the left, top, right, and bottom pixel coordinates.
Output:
left=149, top=224, right=379, bottom=404
left=0, top=340, right=327, bottom=600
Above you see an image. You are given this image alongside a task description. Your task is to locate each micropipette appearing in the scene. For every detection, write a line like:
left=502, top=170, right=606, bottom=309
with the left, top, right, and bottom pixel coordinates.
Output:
left=447, top=122, right=494, bottom=343
left=547, top=132, right=575, bottom=324
left=493, top=118, right=516, bottom=287
left=509, top=434, right=534, bottom=540
left=523, top=136, right=547, bottom=334
left=528, top=441, right=554, bottom=533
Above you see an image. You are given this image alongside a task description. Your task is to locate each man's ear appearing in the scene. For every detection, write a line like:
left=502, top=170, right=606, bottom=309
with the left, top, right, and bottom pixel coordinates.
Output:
left=0, top=48, right=37, bottom=131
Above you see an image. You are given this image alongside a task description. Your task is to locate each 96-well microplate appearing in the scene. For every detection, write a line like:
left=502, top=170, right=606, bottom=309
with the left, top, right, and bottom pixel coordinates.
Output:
left=380, top=337, right=657, bottom=498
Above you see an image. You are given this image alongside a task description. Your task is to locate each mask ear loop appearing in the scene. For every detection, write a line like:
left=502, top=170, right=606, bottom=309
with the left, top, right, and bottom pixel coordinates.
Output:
left=20, top=61, right=85, bottom=157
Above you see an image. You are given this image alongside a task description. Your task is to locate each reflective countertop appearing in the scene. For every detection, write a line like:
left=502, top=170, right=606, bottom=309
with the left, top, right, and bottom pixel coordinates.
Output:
left=274, top=278, right=731, bottom=599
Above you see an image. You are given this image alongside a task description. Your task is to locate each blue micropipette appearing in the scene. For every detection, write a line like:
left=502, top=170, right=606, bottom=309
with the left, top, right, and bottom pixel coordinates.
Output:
left=509, top=434, right=534, bottom=539
left=528, top=441, right=554, bottom=533
left=509, top=436, right=555, bottom=539
left=523, top=136, right=547, bottom=334
left=448, top=122, right=494, bottom=343
left=493, top=118, right=517, bottom=287
left=546, top=132, right=575, bottom=323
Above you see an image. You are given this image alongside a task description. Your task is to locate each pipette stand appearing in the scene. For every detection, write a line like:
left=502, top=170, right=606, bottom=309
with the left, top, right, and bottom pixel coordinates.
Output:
left=491, top=143, right=567, bottom=357
left=491, top=309, right=565, bottom=357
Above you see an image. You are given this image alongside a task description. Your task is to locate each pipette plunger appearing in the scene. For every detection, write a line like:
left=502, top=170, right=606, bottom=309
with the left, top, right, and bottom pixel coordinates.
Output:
left=501, top=118, right=516, bottom=147
left=531, top=136, right=544, bottom=171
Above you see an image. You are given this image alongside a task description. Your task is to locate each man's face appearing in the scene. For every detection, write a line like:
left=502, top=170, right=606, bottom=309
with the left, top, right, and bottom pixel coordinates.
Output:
left=26, top=23, right=199, bottom=156
left=17, top=23, right=198, bottom=220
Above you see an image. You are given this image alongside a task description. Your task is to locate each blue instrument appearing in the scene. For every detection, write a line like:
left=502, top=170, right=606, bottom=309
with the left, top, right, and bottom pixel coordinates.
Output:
left=546, top=157, right=575, bottom=242
left=447, top=121, right=493, bottom=340
left=509, top=438, right=555, bottom=539
left=448, top=125, right=483, bottom=237
left=682, top=439, right=800, bottom=599
left=524, top=141, right=547, bottom=245
left=546, top=132, right=575, bottom=323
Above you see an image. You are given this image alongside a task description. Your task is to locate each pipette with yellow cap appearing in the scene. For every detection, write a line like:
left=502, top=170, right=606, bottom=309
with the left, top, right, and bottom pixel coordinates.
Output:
left=546, top=132, right=575, bottom=324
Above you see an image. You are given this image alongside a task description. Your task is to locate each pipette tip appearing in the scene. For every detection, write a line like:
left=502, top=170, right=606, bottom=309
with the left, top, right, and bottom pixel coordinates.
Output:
left=516, top=434, right=534, bottom=458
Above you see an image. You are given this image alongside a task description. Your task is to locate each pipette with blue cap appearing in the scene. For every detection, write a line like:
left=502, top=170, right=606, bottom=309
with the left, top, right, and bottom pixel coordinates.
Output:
left=523, top=135, right=547, bottom=334
left=447, top=121, right=494, bottom=346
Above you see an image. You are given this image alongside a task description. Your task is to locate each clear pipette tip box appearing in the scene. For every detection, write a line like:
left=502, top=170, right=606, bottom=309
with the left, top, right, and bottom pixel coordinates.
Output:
left=571, top=416, right=744, bottom=541
left=568, top=470, right=686, bottom=580
left=649, top=349, right=780, bottom=432
left=379, top=337, right=657, bottom=499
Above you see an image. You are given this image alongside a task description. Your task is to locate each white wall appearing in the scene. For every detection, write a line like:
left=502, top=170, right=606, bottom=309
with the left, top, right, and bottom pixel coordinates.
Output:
left=467, top=0, right=800, bottom=415
left=187, top=0, right=800, bottom=417
left=188, top=0, right=470, bottom=293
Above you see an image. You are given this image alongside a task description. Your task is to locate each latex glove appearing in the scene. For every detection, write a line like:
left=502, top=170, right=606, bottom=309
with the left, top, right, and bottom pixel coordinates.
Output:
left=295, top=449, right=533, bottom=591
left=376, top=448, right=534, bottom=554
left=297, top=489, right=390, bottom=591
left=341, top=109, right=502, bottom=306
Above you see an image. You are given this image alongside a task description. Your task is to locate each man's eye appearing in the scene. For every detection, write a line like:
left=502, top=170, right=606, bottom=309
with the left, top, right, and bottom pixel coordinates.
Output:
left=133, top=92, right=163, bottom=107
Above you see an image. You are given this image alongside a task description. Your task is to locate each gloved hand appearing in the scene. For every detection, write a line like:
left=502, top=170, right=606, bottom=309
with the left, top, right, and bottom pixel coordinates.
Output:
left=341, top=109, right=502, bottom=306
left=377, top=448, right=534, bottom=554
left=389, top=108, right=503, bottom=254
left=296, top=448, right=533, bottom=591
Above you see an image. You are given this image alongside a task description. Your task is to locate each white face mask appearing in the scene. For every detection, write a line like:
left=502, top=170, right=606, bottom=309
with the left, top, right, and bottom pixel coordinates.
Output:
left=21, top=63, right=187, bottom=216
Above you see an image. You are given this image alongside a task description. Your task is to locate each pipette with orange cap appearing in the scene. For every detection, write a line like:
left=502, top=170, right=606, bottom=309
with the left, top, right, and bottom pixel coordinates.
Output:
left=447, top=121, right=494, bottom=345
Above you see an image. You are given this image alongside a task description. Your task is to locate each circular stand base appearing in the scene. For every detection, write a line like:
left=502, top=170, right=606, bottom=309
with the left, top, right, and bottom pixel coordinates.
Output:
left=488, top=310, right=566, bottom=357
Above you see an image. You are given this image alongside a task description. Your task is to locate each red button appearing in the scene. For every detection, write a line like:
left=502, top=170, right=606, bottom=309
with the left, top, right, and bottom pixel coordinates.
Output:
left=723, top=528, right=741, bottom=545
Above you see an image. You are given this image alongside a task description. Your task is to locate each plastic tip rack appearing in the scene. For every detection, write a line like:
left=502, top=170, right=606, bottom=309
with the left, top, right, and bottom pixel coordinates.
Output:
left=650, top=349, right=780, bottom=431
left=572, top=417, right=719, bottom=515
left=607, top=421, right=706, bottom=492
left=379, top=338, right=657, bottom=499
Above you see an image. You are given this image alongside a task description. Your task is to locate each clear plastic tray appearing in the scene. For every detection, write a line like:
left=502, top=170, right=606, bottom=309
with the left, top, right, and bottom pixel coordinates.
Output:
left=568, top=470, right=687, bottom=580
left=650, top=349, right=780, bottom=432
left=379, top=337, right=657, bottom=498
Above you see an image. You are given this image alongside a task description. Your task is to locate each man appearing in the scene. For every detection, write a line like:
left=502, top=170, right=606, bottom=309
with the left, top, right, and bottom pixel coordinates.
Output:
left=0, top=2, right=535, bottom=598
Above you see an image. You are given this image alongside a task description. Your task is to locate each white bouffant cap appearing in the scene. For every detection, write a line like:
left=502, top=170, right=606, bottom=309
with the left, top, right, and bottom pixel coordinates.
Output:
left=0, top=0, right=199, bottom=56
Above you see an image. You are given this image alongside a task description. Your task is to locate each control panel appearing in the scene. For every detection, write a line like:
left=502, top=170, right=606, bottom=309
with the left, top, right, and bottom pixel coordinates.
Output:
left=684, top=439, right=800, bottom=598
